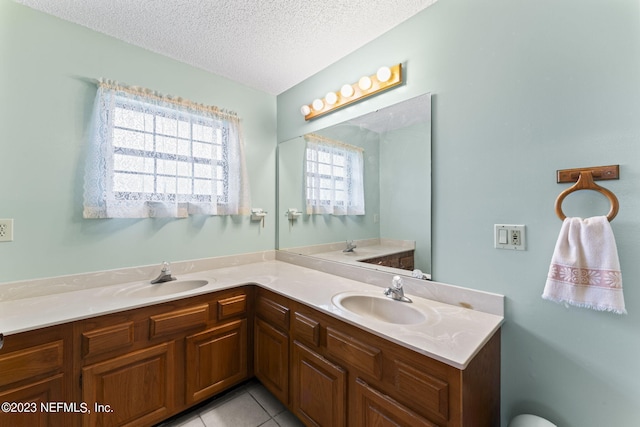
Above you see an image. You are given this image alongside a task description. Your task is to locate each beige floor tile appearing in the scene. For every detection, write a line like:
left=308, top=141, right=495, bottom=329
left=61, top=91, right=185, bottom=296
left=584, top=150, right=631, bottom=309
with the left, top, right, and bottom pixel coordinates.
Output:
left=199, top=392, right=271, bottom=427
left=248, top=383, right=286, bottom=416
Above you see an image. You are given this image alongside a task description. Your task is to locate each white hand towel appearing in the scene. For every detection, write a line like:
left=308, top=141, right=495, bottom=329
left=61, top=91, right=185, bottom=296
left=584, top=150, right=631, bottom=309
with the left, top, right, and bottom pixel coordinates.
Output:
left=542, top=216, right=626, bottom=314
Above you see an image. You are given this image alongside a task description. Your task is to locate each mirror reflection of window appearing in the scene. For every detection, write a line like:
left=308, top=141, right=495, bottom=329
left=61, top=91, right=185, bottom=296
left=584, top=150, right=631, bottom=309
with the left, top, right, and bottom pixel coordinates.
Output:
left=304, top=134, right=365, bottom=216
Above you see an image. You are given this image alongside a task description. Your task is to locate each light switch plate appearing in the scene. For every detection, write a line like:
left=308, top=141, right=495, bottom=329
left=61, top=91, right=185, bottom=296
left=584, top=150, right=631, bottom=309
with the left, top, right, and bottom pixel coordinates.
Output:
left=494, top=224, right=525, bottom=250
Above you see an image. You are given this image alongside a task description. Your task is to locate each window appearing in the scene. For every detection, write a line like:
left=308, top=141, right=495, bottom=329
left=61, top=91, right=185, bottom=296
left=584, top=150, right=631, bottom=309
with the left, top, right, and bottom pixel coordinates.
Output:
left=304, top=134, right=365, bottom=215
left=84, top=81, right=250, bottom=218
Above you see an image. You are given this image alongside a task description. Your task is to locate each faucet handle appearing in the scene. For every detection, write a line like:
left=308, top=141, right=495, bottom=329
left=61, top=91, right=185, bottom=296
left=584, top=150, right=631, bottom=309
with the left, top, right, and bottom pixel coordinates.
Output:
left=161, top=261, right=170, bottom=272
left=392, top=275, right=403, bottom=289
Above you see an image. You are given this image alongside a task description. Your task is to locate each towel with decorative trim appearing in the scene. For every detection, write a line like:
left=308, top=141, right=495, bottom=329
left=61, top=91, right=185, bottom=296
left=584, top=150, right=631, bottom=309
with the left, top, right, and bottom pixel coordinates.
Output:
left=542, top=216, right=626, bottom=314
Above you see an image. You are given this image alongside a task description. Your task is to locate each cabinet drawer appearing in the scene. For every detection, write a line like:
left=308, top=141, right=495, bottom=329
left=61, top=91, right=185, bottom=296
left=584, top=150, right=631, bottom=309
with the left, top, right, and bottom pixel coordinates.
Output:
left=354, top=378, right=437, bottom=427
left=81, top=322, right=134, bottom=359
left=0, top=341, right=64, bottom=387
left=292, top=312, right=320, bottom=347
left=256, top=295, right=289, bottom=331
left=326, top=327, right=382, bottom=380
left=149, top=304, right=209, bottom=339
left=217, top=294, right=247, bottom=320
left=394, top=360, right=449, bottom=422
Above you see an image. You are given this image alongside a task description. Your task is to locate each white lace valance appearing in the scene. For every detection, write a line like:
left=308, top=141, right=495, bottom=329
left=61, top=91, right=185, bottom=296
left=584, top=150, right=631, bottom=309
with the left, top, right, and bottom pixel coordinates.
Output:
left=304, top=134, right=365, bottom=216
left=83, top=79, right=251, bottom=218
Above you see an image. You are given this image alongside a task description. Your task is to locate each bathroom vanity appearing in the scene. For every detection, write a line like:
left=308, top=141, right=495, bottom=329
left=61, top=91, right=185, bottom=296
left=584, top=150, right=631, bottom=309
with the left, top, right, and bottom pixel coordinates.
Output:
left=0, top=258, right=502, bottom=427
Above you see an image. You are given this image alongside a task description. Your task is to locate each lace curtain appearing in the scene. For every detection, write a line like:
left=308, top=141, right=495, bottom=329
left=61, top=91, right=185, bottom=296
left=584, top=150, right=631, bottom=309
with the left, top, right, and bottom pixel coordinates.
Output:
left=304, top=134, right=365, bottom=216
left=83, top=79, right=251, bottom=218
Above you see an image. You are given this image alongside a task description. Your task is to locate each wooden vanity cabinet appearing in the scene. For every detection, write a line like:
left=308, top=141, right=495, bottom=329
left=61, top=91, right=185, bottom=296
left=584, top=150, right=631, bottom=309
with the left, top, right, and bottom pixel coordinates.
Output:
left=360, top=250, right=415, bottom=271
left=0, top=325, right=73, bottom=427
left=253, top=288, right=290, bottom=405
left=2, top=283, right=499, bottom=427
left=287, top=300, right=501, bottom=427
left=291, top=340, right=347, bottom=427
left=74, top=286, right=251, bottom=427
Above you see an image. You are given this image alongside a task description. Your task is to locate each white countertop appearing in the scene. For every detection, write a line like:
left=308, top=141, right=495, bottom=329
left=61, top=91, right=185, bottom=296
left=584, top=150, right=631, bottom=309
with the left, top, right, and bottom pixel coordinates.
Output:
left=282, top=241, right=425, bottom=277
left=0, top=260, right=503, bottom=369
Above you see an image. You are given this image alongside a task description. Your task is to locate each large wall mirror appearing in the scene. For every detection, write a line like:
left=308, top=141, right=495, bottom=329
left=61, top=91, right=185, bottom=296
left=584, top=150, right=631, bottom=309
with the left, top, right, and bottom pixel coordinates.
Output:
left=277, top=93, right=431, bottom=278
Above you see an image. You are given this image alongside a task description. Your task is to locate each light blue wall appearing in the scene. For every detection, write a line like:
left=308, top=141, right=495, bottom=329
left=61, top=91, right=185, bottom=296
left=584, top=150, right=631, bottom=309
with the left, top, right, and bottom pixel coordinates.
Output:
left=379, top=121, right=432, bottom=272
left=0, top=0, right=276, bottom=282
left=277, top=0, right=640, bottom=425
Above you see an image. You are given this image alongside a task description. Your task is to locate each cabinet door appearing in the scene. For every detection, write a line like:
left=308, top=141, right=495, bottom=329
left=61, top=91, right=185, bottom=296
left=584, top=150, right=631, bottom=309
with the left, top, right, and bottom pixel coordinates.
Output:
left=82, top=342, right=175, bottom=427
left=254, top=317, right=289, bottom=404
left=185, top=319, right=247, bottom=404
left=291, top=341, right=346, bottom=427
left=0, top=374, right=66, bottom=427
left=353, top=378, right=437, bottom=427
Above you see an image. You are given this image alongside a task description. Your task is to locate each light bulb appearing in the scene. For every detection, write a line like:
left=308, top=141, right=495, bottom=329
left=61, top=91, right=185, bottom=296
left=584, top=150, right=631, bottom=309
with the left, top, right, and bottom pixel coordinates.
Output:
left=376, top=66, right=392, bottom=82
left=325, top=92, right=338, bottom=105
left=300, top=105, right=311, bottom=116
left=312, top=98, right=324, bottom=111
left=358, top=76, right=372, bottom=91
left=340, top=84, right=354, bottom=98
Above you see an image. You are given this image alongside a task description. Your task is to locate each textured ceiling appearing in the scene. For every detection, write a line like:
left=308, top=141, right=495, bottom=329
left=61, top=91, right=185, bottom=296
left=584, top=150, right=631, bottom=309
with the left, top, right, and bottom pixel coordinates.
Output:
left=15, top=0, right=438, bottom=95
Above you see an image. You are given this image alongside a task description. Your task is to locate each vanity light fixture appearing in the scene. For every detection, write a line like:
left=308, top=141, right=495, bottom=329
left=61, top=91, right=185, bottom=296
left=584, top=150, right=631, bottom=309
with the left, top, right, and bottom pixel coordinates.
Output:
left=340, top=84, right=354, bottom=98
left=312, top=98, right=324, bottom=112
left=358, top=76, right=372, bottom=91
left=300, top=63, right=403, bottom=120
left=325, top=91, right=338, bottom=105
left=376, top=66, right=392, bottom=83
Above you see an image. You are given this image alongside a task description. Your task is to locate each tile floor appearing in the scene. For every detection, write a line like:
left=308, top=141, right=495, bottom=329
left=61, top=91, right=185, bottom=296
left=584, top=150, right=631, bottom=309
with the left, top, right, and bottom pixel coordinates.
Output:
left=156, top=380, right=305, bottom=427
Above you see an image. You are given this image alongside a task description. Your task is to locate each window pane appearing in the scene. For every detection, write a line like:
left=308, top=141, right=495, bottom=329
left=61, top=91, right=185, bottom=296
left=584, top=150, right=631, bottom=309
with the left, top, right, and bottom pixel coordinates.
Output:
left=318, top=151, right=331, bottom=163
left=114, top=107, right=145, bottom=131
left=113, top=128, right=145, bottom=150
left=114, top=154, right=154, bottom=174
left=113, top=172, right=152, bottom=193
left=306, top=148, right=317, bottom=162
left=157, top=176, right=176, bottom=194
left=193, top=142, right=212, bottom=158
left=320, top=178, right=331, bottom=189
left=194, top=124, right=214, bottom=142
left=156, top=116, right=177, bottom=136
left=319, top=164, right=331, bottom=175
left=177, top=119, right=191, bottom=139
left=177, top=177, right=191, bottom=194
left=176, top=139, right=190, bottom=157
left=194, top=179, right=211, bottom=195
left=157, top=136, right=178, bottom=155
left=176, top=161, right=191, bottom=177
left=212, top=144, right=222, bottom=160
left=157, top=159, right=176, bottom=175
left=194, top=163, right=212, bottom=179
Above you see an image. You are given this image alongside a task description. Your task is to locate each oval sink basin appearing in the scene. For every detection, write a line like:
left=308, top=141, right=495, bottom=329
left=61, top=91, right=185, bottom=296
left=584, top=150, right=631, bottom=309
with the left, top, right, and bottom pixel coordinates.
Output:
left=332, top=292, right=427, bottom=325
left=126, top=280, right=209, bottom=298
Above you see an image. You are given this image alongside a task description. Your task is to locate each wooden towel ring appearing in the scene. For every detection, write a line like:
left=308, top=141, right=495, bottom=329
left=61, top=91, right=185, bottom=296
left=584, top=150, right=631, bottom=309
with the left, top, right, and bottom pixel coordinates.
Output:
left=554, top=171, right=619, bottom=221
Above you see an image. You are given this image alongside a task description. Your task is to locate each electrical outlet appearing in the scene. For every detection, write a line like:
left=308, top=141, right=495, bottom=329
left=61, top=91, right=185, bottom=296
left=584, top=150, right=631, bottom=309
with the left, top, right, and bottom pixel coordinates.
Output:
left=0, top=219, right=13, bottom=242
left=511, top=229, right=521, bottom=246
left=494, top=224, right=525, bottom=250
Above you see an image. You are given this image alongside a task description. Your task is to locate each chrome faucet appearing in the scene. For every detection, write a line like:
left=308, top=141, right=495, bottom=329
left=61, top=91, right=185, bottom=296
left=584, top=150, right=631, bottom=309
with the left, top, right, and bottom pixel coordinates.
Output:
left=384, top=275, right=412, bottom=303
left=343, top=240, right=357, bottom=252
left=150, top=261, right=176, bottom=284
